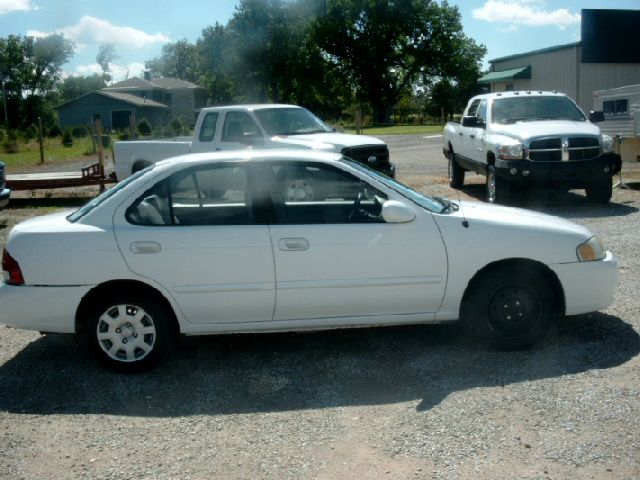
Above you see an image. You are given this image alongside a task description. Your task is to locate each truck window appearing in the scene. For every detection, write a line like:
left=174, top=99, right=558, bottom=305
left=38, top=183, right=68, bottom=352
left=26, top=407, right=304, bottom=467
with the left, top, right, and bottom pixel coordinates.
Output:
left=476, top=100, right=488, bottom=124
left=199, top=112, right=219, bottom=142
left=466, top=99, right=481, bottom=117
left=222, top=111, right=261, bottom=142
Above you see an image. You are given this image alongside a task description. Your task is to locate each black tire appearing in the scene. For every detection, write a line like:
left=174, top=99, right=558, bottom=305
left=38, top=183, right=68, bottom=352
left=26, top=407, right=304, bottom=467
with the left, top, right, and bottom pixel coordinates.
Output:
left=461, top=265, right=556, bottom=350
left=585, top=179, right=612, bottom=204
left=486, top=166, right=512, bottom=204
left=86, top=294, right=172, bottom=372
left=132, top=161, right=151, bottom=174
left=448, top=151, right=465, bottom=189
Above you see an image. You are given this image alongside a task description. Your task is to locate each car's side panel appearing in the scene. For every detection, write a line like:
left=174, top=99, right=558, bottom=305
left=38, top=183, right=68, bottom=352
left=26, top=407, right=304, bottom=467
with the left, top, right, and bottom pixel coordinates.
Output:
left=269, top=215, right=448, bottom=321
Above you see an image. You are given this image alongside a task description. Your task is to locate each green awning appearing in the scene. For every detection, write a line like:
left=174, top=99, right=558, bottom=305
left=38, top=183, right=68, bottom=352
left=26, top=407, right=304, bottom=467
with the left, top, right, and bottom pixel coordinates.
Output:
left=478, top=65, right=531, bottom=84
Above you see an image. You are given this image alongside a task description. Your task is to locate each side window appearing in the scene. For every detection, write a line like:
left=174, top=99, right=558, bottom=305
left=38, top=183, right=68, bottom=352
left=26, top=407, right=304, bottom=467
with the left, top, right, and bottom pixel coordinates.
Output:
left=476, top=100, right=487, bottom=125
left=466, top=99, right=481, bottom=117
left=221, top=111, right=261, bottom=142
left=198, top=112, right=219, bottom=142
left=270, top=163, right=388, bottom=224
left=126, top=165, right=253, bottom=226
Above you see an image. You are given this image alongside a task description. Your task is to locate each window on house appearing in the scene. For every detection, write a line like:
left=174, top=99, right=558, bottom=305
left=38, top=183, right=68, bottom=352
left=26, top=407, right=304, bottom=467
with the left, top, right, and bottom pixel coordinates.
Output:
left=603, top=99, right=629, bottom=116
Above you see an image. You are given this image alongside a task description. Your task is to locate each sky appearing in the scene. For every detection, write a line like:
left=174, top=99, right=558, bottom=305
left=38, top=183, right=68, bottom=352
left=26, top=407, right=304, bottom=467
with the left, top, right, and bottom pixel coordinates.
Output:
left=1, top=0, right=639, bottom=82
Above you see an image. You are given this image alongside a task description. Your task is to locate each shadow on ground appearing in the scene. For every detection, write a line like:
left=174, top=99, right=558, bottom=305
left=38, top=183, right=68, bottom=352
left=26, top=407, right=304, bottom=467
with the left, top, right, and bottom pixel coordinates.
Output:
left=1, top=313, right=637, bottom=416
left=460, top=184, right=638, bottom=218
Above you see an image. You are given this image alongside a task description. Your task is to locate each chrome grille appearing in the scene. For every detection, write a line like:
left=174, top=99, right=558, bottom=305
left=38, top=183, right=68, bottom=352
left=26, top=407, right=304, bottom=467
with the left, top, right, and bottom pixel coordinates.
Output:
left=528, top=136, right=600, bottom=162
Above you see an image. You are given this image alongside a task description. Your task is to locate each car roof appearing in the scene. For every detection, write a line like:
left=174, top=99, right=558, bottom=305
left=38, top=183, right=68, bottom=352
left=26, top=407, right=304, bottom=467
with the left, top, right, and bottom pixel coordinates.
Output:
left=472, top=91, right=568, bottom=101
left=155, top=149, right=344, bottom=171
left=201, top=104, right=303, bottom=112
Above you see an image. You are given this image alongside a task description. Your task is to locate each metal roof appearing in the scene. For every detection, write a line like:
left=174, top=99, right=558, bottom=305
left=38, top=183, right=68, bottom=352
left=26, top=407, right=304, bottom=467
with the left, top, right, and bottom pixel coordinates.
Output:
left=104, top=76, right=201, bottom=91
left=478, top=65, right=531, bottom=84
left=56, top=90, right=170, bottom=109
left=489, top=42, right=581, bottom=64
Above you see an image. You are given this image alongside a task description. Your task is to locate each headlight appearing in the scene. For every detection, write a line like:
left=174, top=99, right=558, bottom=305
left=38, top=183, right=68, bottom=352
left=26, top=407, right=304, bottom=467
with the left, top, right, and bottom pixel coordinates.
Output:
left=601, top=134, right=615, bottom=154
left=496, top=142, right=524, bottom=160
left=577, top=236, right=606, bottom=262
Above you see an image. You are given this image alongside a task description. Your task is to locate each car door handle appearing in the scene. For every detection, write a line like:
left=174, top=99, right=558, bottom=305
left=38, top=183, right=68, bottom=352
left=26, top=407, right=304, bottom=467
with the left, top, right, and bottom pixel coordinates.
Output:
left=130, top=241, right=161, bottom=254
left=278, top=238, right=309, bottom=251
left=470, top=134, right=475, bottom=138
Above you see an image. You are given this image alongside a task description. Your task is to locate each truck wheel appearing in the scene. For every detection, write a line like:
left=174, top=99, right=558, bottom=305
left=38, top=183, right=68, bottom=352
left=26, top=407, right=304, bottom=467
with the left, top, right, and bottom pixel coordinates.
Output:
left=462, top=265, right=556, bottom=350
left=486, top=166, right=511, bottom=204
left=448, top=153, right=465, bottom=189
left=585, top=179, right=612, bottom=204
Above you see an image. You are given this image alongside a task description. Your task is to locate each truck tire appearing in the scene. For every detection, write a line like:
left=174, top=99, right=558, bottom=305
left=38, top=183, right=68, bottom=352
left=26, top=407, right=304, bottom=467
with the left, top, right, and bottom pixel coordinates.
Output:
left=486, top=166, right=511, bottom=204
left=585, top=179, right=612, bottom=204
left=448, top=151, right=465, bottom=189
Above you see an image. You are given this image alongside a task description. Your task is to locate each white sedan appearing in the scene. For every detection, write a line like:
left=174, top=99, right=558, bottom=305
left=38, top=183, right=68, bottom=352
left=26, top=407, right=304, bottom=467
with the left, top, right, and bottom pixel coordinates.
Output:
left=0, top=151, right=618, bottom=371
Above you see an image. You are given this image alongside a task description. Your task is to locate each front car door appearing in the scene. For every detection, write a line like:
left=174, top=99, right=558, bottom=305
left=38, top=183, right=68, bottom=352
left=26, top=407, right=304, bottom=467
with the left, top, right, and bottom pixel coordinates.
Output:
left=113, top=162, right=275, bottom=325
left=264, top=161, right=448, bottom=324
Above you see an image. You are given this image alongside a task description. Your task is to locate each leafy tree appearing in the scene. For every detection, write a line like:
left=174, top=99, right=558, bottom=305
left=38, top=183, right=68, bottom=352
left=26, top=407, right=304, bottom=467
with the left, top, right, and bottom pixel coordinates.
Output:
left=313, top=0, right=486, bottom=123
left=146, top=40, right=199, bottom=82
left=59, top=74, right=106, bottom=102
left=96, top=43, right=117, bottom=82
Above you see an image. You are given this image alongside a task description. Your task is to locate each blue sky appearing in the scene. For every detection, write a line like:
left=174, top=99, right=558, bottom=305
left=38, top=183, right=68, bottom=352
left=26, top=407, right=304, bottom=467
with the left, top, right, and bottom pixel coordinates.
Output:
left=1, top=0, right=639, bottom=81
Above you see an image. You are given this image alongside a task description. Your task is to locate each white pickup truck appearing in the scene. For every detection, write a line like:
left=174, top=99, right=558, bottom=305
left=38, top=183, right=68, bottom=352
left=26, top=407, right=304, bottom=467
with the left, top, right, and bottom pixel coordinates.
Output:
left=114, top=104, right=395, bottom=180
left=443, top=91, right=621, bottom=204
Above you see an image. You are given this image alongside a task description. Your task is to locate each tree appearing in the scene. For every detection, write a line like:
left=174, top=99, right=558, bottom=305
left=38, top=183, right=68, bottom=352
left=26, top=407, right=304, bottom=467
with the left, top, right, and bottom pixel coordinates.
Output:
left=313, top=0, right=486, bottom=123
left=96, top=43, right=117, bottom=82
left=59, top=74, right=106, bottom=103
left=146, top=39, right=199, bottom=82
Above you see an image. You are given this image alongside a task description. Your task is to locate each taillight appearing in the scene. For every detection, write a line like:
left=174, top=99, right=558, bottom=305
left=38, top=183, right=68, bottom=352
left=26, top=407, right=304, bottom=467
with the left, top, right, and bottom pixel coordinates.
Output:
left=2, top=249, right=25, bottom=285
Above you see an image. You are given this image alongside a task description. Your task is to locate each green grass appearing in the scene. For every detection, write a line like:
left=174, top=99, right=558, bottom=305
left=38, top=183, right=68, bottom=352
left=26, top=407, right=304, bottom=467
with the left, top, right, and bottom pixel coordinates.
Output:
left=2, top=137, right=96, bottom=170
left=341, top=124, right=444, bottom=135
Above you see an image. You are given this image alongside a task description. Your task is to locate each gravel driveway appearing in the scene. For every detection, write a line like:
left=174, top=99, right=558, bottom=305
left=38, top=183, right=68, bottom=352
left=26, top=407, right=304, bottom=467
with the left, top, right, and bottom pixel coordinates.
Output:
left=1, top=135, right=639, bottom=479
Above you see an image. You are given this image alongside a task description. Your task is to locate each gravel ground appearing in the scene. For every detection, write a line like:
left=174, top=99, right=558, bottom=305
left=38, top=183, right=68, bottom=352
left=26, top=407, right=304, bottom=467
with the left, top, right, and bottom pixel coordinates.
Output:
left=1, top=136, right=639, bottom=479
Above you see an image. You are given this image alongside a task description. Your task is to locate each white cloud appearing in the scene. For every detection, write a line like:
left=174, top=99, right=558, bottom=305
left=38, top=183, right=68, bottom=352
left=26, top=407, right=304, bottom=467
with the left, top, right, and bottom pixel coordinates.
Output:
left=71, top=62, right=146, bottom=82
left=473, top=1, right=580, bottom=29
left=0, top=0, right=35, bottom=15
left=29, top=15, right=169, bottom=49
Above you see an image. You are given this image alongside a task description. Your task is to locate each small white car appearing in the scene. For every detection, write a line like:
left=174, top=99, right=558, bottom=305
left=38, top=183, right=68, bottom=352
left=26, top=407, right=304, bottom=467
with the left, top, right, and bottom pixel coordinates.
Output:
left=0, top=151, right=618, bottom=371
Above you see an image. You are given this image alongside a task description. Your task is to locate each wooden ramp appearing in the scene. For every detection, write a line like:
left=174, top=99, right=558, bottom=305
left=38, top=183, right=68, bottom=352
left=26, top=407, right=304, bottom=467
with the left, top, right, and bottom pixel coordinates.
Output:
left=6, top=163, right=117, bottom=191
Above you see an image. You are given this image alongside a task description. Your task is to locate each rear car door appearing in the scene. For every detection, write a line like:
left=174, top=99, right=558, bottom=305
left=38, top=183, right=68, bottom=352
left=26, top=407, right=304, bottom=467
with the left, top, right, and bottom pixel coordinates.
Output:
left=113, top=163, right=275, bottom=325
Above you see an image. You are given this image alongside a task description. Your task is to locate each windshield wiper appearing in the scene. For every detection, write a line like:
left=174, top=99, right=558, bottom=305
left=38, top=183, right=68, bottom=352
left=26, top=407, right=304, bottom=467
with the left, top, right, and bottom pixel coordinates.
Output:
left=433, top=196, right=459, bottom=214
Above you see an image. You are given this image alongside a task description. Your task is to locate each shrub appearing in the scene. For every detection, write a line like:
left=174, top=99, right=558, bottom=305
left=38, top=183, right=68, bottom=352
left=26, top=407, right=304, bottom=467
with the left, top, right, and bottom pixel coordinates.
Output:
left=136, top=118, right=152, bottom=136
left=48, top=125, right=62, bottom=138
left=61, top=129, right=74, bottom=147
left=117, top=131, right=130, bottom=140
left=71, top=125, right=89, bottom=138
left=2, top=130, right=19, bottom=153
left=22, top=124, right=39, bottom=141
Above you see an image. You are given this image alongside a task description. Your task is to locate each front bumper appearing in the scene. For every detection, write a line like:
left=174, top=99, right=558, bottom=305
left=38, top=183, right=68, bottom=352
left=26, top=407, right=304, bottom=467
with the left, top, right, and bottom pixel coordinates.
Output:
left=495, top=153, right=621, bottom=188
left=0, top=281, right=92, bottom=333
left=550, top=251, right=618, bottom=316
left=0, top=188, right=10, bottom=209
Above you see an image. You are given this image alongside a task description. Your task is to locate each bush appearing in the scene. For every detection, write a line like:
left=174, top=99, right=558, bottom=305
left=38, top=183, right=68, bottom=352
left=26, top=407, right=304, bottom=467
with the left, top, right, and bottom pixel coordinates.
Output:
left=61, top=129, right=74, bottom=147
left=137, top=118, right=152, bottom=136
left=71, top=125, right=89, bottom=138
left=22, top=124, right=39, bottom=141
left=48, top=125, right=62, bottom=138
left=2, top=130, right=19, bottom=153
left=117, top=131, right=130, bottom=140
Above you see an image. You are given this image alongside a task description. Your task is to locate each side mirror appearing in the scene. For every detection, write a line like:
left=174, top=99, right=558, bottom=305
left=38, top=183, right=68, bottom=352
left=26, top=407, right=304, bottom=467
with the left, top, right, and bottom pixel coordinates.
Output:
left=589, top=111, right=605, bottom=123
left=381, top=200, right=416, bottom=224
left=462, top=116, right=483, bottom=128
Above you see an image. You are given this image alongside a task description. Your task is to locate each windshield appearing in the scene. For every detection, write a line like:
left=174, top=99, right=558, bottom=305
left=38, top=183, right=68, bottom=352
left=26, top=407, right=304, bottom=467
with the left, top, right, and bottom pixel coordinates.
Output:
left=254, top=107, right=332, bottom=136
left=67, top=167, right=151, bottom=222
left=492, top=96, right=586, bottom=124
left=344, top=159, right=451, bottom=213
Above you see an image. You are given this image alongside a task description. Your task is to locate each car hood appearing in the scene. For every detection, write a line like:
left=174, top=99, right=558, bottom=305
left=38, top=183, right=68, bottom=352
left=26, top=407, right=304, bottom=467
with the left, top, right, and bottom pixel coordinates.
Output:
left=433, top=201, right=594, bottom=264
left=271, top=132, right=385, bottom=151
left=491, top=120, right=601, bottom=141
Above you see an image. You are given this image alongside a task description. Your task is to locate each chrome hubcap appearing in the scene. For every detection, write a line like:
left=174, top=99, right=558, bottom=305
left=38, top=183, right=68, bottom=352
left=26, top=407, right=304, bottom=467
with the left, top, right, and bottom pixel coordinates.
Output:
left=96, top=305, right=156, bottom=362
left=487, top=171, right=496, bottom=202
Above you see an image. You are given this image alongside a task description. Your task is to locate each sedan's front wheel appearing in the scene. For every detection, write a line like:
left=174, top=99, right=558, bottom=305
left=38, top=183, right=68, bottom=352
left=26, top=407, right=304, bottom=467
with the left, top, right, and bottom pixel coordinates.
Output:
left=462, top=266, right=556, bottom=350
left=86, top=296, right=172, bottom=372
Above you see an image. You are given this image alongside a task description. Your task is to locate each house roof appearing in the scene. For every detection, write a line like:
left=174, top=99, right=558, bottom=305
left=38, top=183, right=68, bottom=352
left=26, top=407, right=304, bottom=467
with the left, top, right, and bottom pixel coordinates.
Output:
left=489, top=41, right=581, bottom=64
left=104, top=76, right=201, bottom=91
left=478, top=65, right=532, bottom=84
left=56, top=90, right=170, bottom=109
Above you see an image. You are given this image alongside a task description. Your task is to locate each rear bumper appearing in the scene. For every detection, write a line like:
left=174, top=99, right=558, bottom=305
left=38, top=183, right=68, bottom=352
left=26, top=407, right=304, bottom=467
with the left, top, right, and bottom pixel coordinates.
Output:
left=0, top=282, right=92, bottom=333
left=495, top=153, right=621, bottom=188
left=550, top=251, right=618, bottom=316
left=0, top=188, right=10, bottom=209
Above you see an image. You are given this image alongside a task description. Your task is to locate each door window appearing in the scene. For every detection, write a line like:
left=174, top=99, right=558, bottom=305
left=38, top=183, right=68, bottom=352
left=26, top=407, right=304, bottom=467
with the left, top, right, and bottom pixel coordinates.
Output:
left=126, top=164, right=253, bottom=226
left=198, top=112, right=219, bottom=142
left=267, top=163, right=388, bottom=224
left=221, top=111, right=261, bottom=142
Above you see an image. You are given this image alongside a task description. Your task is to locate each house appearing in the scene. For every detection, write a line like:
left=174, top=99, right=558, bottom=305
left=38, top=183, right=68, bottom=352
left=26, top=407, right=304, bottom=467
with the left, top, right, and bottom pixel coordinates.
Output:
left=593, top=84, right=640, bottom=163
left=103, top=76, right=207, bottom=126
left=56, top=90, right=170, bottom=131
left=478, top=9, right=640, bottom=113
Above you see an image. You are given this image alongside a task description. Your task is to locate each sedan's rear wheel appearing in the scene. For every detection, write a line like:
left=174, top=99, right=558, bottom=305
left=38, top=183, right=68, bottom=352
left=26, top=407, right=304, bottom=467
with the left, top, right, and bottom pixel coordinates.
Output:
left=86, top=296, right=171, bottom=372
left=462, top=266, right=556, bottom=350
